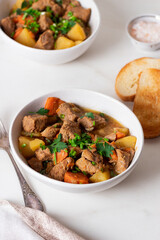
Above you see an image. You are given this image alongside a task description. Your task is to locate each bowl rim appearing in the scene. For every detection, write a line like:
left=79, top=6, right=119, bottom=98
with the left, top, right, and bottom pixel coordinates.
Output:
left=126, top=14, right=160, bottom=45
left=0, top=0, right=101, bottom=53
left=9, top=89, right=144, bottom=190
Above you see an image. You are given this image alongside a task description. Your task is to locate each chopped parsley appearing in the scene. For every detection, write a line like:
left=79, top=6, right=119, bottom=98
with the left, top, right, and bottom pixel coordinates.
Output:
left=83, top=171, right=87, bottom=175
left=21, top=1, right=28, bottom=9
left=55, top=0, right=62, bottom=5
left=69, top=148, right=77, bottom=158
left=68, top=133, right=92, bottom=149
left=91, top=161, right=96, bottom=165
left=93, top=121, right=95, bottom=126
left=36, top=108, right=49, bottom=115
left=96, top=142, right=114, bottom=158
left=85, top=112, right=94, bottom=119
left=27, top=21, right=40, bottom=33
left=10, top=32, right=15, bottom=38
left=46, top=6, right=53, bottom=14
left=21, top=143, right=27, bottom=148
left=60, top=114, right=65, bottom=119
left=40, top=143, right=46, bottom=150
left=99, top=112, right=105, bottom=117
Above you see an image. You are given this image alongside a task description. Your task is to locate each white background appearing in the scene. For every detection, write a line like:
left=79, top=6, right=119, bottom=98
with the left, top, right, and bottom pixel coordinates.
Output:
left=0, top=0, right=160, bottom=239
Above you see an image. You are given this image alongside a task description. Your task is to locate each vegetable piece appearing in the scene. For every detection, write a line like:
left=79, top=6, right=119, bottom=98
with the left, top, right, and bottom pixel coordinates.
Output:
left=29, top=139, right=45, bottom=152
left=116, top=132, right=126, bottom=139
left=110, top=150, right=118, bottom=161
left=18, top=136, right=34, bottom=158
left=75, top=40, right=82, bottom=45
left=13, top=28, right=23, bottom=39
left=67, top=23, right=86, bottom=41
left=52, top=149, right=68, bottom=164
left=15, top=0, right=24, bottom=9
left=115, top=136, right=137, bottom=148
left=114, top=127, right=129, bottom=136
left=96, top=142, right=114, bottom=158
left=13, top=15, right=25, bottom=24
left=64, top=172, right=89, bottom=184
left=55, top=36, right=75, bottom=50
left=89, top=169, right=110, bottom=183
left=14, top=28, right=36, bottom=47
left=44, top=97, right=64, bottom=116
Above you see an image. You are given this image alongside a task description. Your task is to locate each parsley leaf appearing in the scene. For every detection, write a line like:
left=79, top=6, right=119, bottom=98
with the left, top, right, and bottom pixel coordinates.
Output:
left=36, top=108, right=49, bottom=115
left=69, top=148, right=77, bottom=158
left=21, top=1, right=28, bottom=9
left=85, top=112, right=94, bottom=119
left=68, top=133, right=93, bottom=149
left=96, top=142, right=114, bottom=158
left=55, top=0, right=62, bottom=5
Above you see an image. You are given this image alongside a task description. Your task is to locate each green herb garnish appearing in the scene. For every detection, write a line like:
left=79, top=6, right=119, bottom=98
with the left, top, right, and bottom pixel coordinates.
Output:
left=91, top=161, right=96, bottom=165
left=83, top=171, right=87, bottom=175
left=68, top=133, right=92, bottom=149
left=93, top=121, right=95, bottom=126
left=16, top=8, right=23, bottom=15
left=46, top=6, right=53, bottom=13
left=69, top=148, right=77, bottom=158
left=96, top=142, right=114, bottom=158
left=67, top=11, right=73, bottom=17
left=99, top=112, right=105, bottom=117
left=85, top=112, right=94, bottom=119
left=10, top=32, right=15, bottom=38
left=21, top=1, right=28, bottom=9
left=22, top=143, right=27, bottom=148
left=55, top=0, right=62, bottom=5
left=27, top=21, right=40, bottom=33
left=36, top=108, right=49, bottom=115
left=40, top=143, right=46, bottom=150
left=60, top=114, right=65, bottom=119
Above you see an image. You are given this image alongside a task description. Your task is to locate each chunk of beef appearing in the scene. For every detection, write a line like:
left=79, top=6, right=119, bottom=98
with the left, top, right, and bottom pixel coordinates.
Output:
left=28, top=157, right=43, bottom=172
left=50, top=157, right=74, bottom=181
left=78, top=113, right=107, bottom=131
left=35, top=147, right=52, bottom=161
left=63, top=6, right=91, bottom=23
left=1, top=17, right=15, bottom=37
left=62, top=0, right=71, bottom=10
left=82, top=149, right=103, bottom=163
left=109, top=149, right=133, bottom=174
left=57, top=103, right=83, bottom=121
left=62, top=0, right=80, bottom=10
left=59, top=120, right=81, bottom=142
left=38, top=14, right=53, bottom=32
left=76, top=157, right=104, bottom=175
left=68, top=146, right=82, bottom=156
left=35, top=30, right=54, bottom=50
left=104, top=133, right=116, bottom=142
left=22, top=114, right=48, bottom=133
left=41, top=123, right=62, bottom=139
left=32, top=0, right=62, bottom=15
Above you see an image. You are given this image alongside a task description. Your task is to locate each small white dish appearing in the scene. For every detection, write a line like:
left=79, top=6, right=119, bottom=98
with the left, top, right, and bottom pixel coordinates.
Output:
left=0, top=0, right=100, bottom=64
left=127, top=14, right=160, bottom=51
left=9, top=89, right=144, bottom=193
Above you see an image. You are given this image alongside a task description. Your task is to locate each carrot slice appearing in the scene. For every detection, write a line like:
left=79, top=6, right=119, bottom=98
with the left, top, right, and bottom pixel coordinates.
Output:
left=110, top=150, right=118, bottom=161
left=13, top=28, right=23, bottom=39
left=45, top=97, right=65, bottom=115
left=52, top=149, right=68, bottom=164
left=116, top=132, right=126, bottom=139
left=64, top=172, right=89, bottom=184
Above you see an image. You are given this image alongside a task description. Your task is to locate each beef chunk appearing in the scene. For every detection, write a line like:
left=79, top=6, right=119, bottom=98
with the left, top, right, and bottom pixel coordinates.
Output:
left=22, top=114, right=48, bottom=133
left=35, top=147, right=52, bottom=161
left=109, top=149, right=133, bottom=174
left=76, top=157, right=104, bottom=175
left=59, top=120, right=81, bottom=142
left=104, top=133, right=116, bottom=142
left=41, top=123, right=62, bottom=139
left=1, top=17, right=15, bottom=37
left=68, top=146, right=82, bottom=156
left=28, top=157, right=43, bottom=172
left=78, top=113, right=107, bottom=131
left=32, top=0, right=62, bottom=15
left=38, top=14, right=53, bottom=32
left=63, top=6, right=91, bottom=23
left=76, top=149, right=104, bottom=175
left=35, top=30, right=54, bottom=50
left=62, top=0, right=80, bottom=10
left=50, top=157, right=74, bottom=181
left=82, top=149, right=103, bottom=163
left=57, top=103, right=83, bottom=121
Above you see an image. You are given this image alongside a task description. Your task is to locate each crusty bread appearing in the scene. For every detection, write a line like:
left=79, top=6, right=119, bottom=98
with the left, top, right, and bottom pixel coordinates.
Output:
left=133, top=68, right=160, bottom=138
left=115, top=57, right=160, bottom=101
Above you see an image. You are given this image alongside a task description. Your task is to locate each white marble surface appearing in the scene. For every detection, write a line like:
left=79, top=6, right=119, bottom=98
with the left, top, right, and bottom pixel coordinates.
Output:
left=0, top=0, right=160, bottom=239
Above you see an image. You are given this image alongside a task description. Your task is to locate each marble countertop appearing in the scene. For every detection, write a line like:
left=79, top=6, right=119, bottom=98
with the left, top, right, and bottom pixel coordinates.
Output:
left=0, top=0, right=160, bottom=239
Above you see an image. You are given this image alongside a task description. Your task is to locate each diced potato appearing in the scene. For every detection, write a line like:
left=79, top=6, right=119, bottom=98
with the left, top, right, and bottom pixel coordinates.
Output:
left=115, top=136, right=137, bottom=148
left=67, top=23, right=86, bottom=41
left=75, top=40, right=83, bottom=45
left=15, top=0, right=24, bottom=9
left=15, top=28, right=36, bottom=48
left=114, top=127, right=129, bottom=136
left=89, top=169, right=110, bottom=183
left=55, top=36, right=75, bottom=50
left=19, top=136, right=34, bottom=158
left=11, top=3, right=18, bottom=11
left=29, top=139, right=45, bottom=152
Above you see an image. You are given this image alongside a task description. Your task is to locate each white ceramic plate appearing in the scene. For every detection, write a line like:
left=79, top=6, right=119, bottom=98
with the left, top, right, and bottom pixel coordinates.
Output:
left=9, top=89, right=144, bottom=193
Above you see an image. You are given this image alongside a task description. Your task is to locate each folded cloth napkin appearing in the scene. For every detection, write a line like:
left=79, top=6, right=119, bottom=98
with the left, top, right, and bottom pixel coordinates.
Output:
left=0, top=200, right=86, bottom=240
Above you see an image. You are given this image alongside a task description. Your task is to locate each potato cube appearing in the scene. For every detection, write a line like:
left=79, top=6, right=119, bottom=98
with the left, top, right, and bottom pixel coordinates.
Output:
left=115, top=136, right=137, bottom=148
left=114, top=127, right=129, bottom=136
left=29, top=139, right=45, bottom=152
left=67, top=23, right=86, bottom=41
left=15, top=28, right=36, bottom=48
left=89, top=169, right=110, bottom=183
left=15, top=0, right=24, bottom=9
left=19, top=136, right=34, bottom=158
left=75, top=40, right=83, bottom=45
left=55, top=36, right=75, bottom=50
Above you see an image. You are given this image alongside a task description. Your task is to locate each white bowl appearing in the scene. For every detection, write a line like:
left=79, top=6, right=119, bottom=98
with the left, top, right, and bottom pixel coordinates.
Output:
left=0, top=0, right=100, bottom=64
left=127, top=14, right=160, bottom=51
left=9, top=89, right=144, bottom=193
